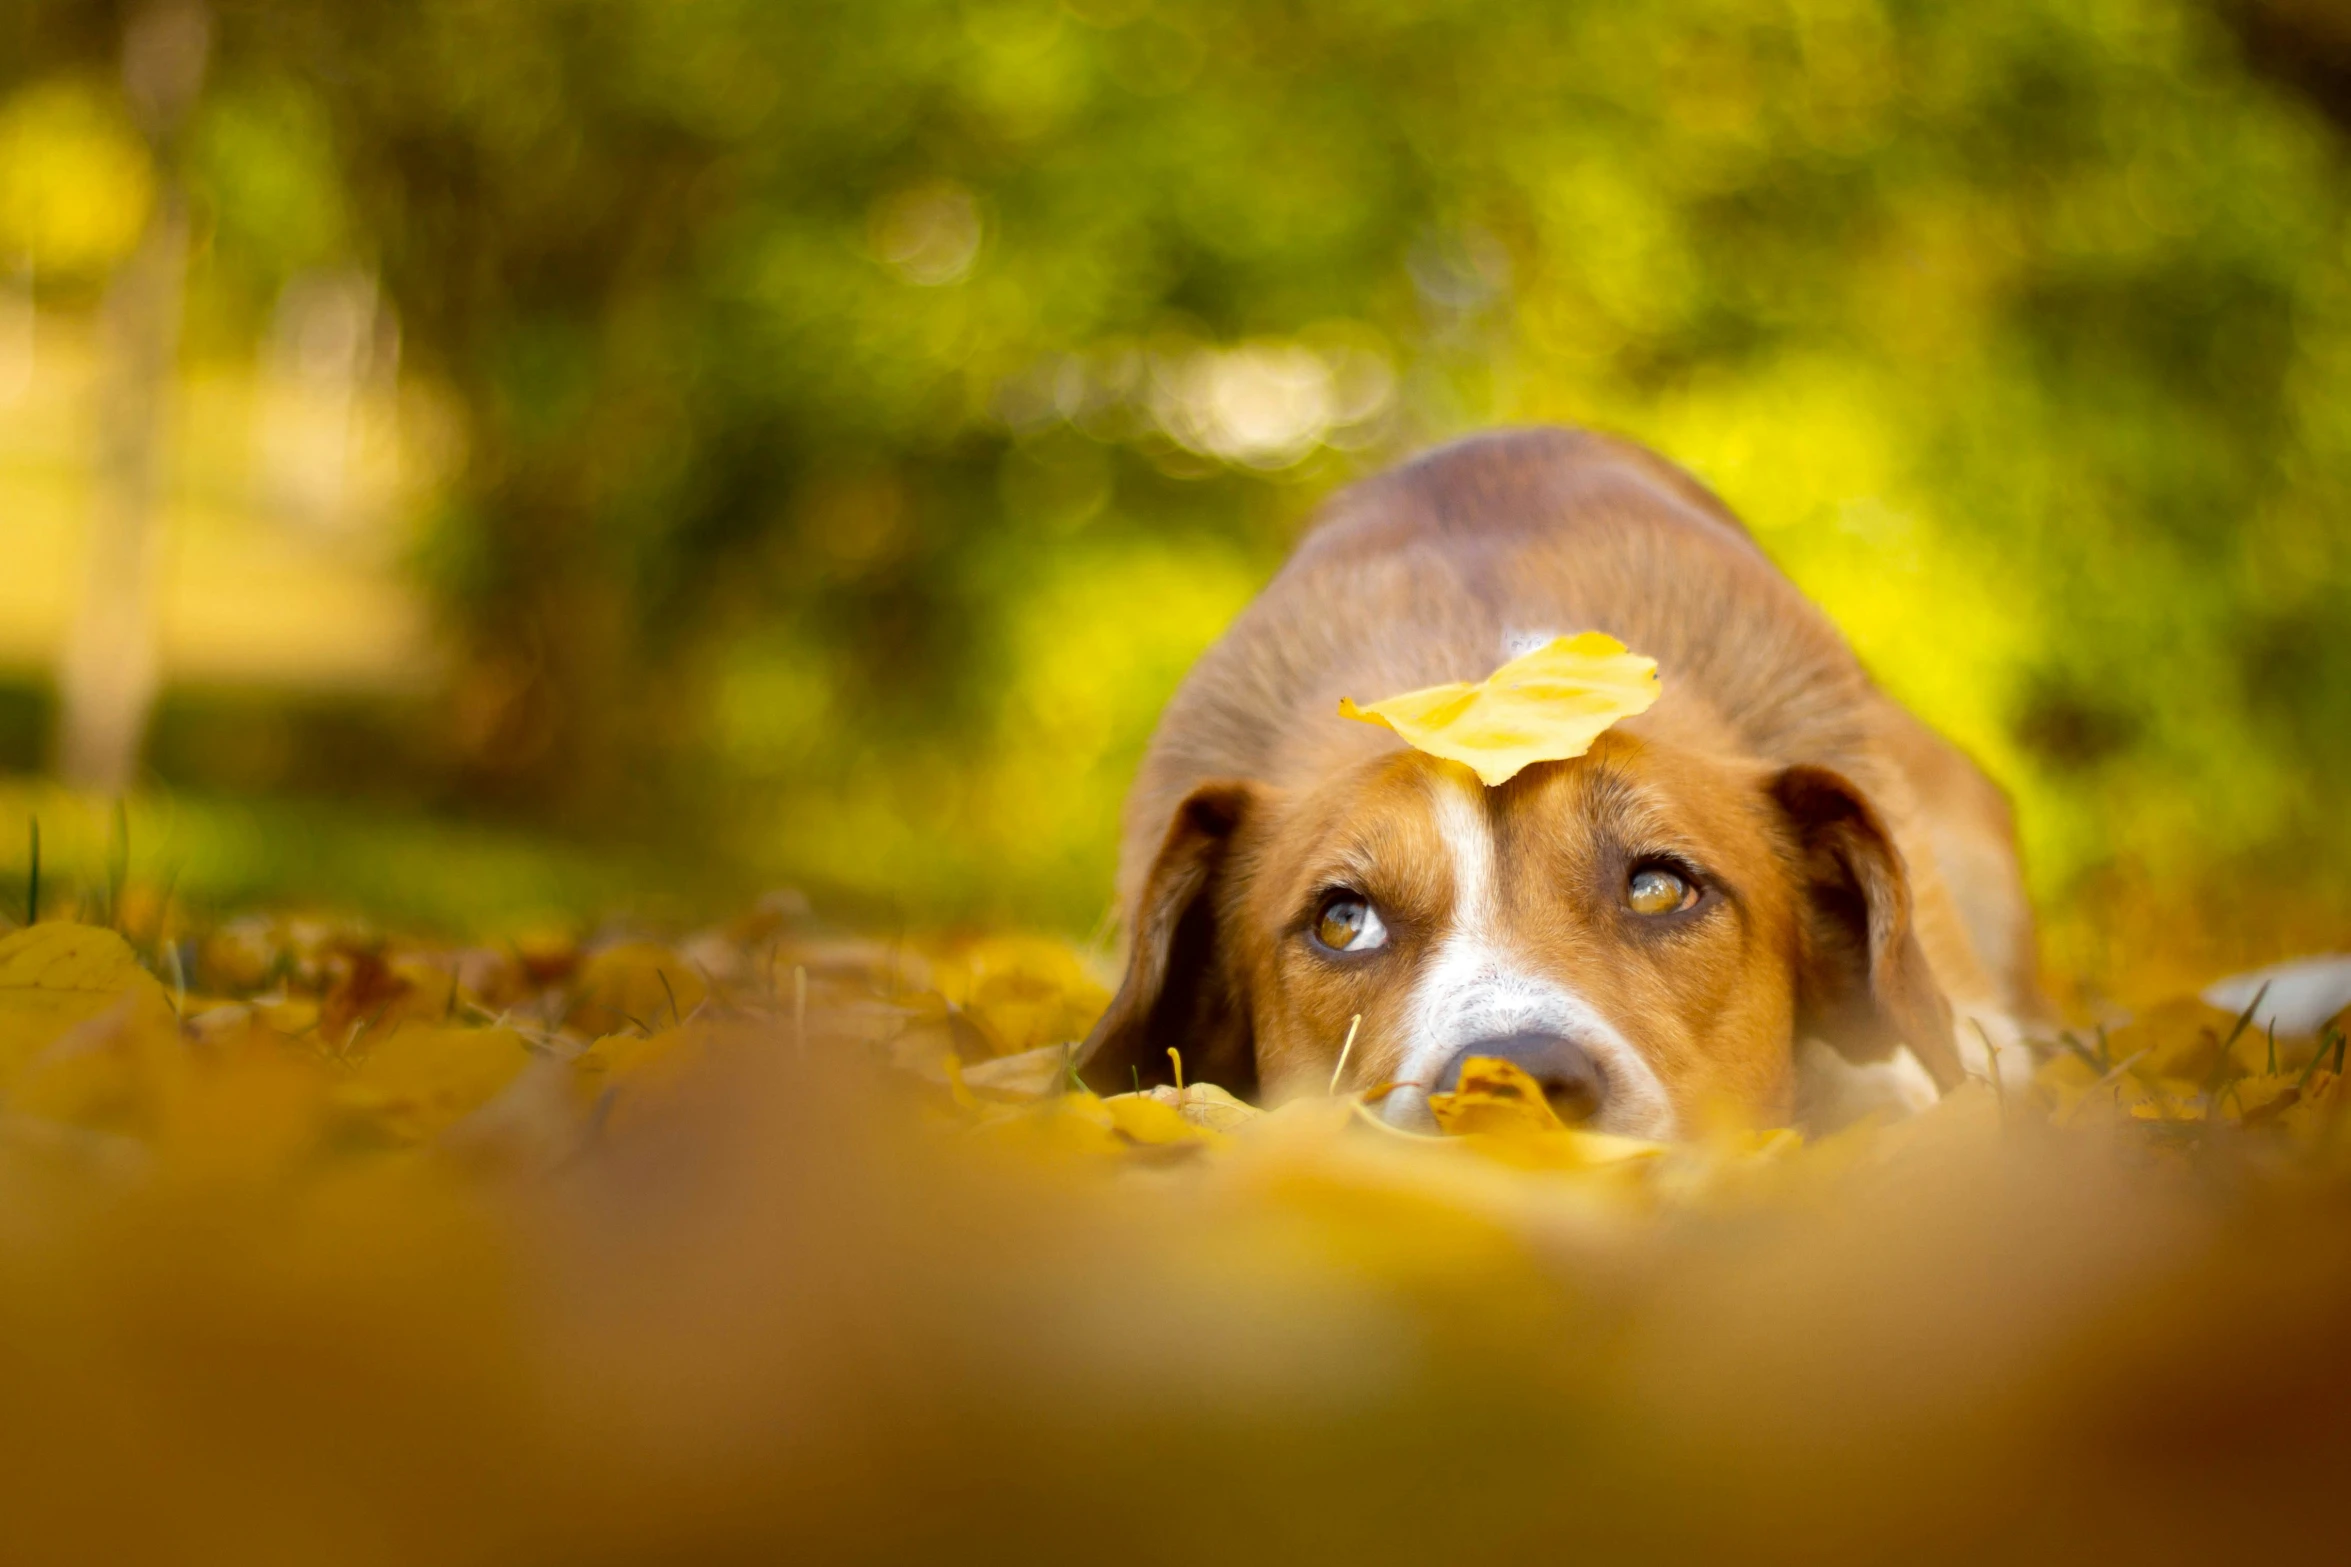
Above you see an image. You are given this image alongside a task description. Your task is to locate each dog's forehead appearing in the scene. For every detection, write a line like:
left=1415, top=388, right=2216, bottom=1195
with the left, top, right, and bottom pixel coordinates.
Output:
left=1499, top=729, right=1777, bottom=854
left=1261, top=750, right=1457, bottom=912
left=1262, top=730, right=1769, bottom=912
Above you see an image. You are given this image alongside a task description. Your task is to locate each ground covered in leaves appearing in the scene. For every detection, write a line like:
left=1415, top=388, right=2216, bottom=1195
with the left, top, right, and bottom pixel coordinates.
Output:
left=3, top=898, right=2350, bottom=1565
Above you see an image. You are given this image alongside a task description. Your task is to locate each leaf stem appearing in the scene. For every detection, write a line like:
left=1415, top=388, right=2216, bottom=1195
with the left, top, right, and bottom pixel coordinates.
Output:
left=1330, top=1014, right=1362, bottom=1095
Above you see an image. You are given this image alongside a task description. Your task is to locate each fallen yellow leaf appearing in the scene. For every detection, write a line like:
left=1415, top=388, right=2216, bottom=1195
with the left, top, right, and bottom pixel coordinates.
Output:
left=1103, top=1081, right=1260, bottom=1141
left=1426, top=1056, right=1568, bottom=1136
left=1102, top=1089, right=1204, bottom=1145
left=0, top=923, right=175, bottom=1085
left=332, top=1024, right=538, bottom=1144
left=578, top=1023, right=709, bottom=1126
left=570, top=943, right=709, bottom=1038
left=929, top=935, right=1110, bottom=1057
left=1338, top=632, right=1661, bottom=787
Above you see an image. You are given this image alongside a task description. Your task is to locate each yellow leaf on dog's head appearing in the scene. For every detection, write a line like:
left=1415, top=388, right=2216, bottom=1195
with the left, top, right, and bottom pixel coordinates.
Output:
left=1338, top=632, right=1661, bottom=787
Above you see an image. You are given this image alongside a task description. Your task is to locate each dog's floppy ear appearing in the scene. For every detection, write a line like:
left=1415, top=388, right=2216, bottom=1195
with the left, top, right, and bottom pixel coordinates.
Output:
left=1771, top=765, right=1965, bottom=1092
left=1078, top=780, right=1263, bottom=1097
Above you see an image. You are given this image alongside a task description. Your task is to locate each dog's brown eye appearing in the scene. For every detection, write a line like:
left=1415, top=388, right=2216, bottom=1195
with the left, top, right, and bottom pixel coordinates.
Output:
left=1312, top=894, right=1389, bottom=954
left=1626, top=866, right=1695, bottom=916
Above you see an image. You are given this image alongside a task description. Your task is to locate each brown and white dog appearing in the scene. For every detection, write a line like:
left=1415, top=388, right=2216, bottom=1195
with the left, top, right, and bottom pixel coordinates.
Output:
left=1080, top=427, right=2045, bottom=1135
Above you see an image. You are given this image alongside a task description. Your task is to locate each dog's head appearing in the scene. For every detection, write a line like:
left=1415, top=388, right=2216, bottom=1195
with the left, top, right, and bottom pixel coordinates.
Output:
left=1080, top=728, right=1963, bottom=1135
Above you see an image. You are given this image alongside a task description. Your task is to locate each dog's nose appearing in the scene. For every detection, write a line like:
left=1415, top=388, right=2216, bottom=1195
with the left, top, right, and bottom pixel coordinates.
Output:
left=1433, top=1032, right=1607, bottom=1125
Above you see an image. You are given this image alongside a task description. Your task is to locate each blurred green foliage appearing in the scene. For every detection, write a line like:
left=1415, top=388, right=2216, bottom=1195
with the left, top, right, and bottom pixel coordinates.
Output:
left=3, top=0, right=2347, bottom=979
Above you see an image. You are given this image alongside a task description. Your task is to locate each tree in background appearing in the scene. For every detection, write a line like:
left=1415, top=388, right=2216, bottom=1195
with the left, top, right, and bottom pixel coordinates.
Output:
left=54, top=0, right=210, bottom=795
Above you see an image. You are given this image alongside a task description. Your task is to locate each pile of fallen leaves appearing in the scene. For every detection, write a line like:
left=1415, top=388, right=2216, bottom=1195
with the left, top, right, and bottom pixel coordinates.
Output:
left=3, top=899, right=2351, bottom=1565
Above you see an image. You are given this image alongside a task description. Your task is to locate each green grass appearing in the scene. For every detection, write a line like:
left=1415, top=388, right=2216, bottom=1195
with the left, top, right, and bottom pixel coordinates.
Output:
left=0, top=778, right=747, bottom=940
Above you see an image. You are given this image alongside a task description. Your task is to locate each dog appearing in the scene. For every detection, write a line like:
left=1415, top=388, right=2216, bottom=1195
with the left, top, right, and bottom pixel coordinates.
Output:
left=1079, top=427, right=2045, bottom=1136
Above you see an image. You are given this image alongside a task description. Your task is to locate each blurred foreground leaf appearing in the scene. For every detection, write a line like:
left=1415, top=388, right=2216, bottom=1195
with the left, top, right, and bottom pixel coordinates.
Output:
left=0, top=922, right=172, bottom=1074
left=0, top=898, right=2345, bottom=1563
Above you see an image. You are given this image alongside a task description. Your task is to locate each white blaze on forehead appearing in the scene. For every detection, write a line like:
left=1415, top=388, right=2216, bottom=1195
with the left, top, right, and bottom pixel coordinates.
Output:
left=1428, top=774, right=1495, bottom=933
left=1382, top=769, right=1678, bottom=1139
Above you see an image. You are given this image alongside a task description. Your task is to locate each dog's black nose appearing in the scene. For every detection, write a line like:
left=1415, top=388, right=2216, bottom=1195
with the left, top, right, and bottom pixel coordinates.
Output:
left=1433, top=1032, right=1607, bottom=1125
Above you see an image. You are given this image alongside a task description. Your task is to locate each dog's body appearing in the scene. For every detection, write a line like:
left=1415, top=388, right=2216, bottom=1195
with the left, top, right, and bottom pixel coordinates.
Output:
left=1082, top=428, right=2043, bottom=1135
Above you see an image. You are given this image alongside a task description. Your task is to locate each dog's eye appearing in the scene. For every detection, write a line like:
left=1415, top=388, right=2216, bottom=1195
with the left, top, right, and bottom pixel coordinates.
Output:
left=1312, top=894, right=1389, bottom=954
left=1626, top=865, right=1696, bottom=916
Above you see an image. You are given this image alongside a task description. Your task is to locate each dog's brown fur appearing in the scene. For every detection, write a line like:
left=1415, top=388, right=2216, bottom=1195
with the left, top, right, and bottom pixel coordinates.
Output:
left=1082, top=428, right=2042, bottom=1132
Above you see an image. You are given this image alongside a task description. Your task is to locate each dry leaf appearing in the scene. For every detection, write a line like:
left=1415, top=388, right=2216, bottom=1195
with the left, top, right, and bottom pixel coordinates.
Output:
left=1101, top=1089, right=1205, bottom=1145
left=578, top=1022, right=708, bottom=1123
left=0, top=924, right=175, bottom=1084
left=1339, top=631, right=1661, bottom=787
left=570, top=943, right=709, bottom=1037
left=930, top=936, right=1110, bottom=1057
left=958, top=1042, right=1081, bottom=1098
left=1426, top=1055, right=1569, bottom=1136
left=332, top=1023, right=538, bottom=1144
left=1110, top=1081, right=1261, bottom=1136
